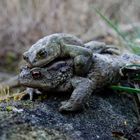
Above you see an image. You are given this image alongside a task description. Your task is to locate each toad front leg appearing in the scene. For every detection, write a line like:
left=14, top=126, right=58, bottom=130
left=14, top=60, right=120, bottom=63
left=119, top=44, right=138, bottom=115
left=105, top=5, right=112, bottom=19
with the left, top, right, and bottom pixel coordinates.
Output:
left=61, top=41, right=92, bottom=75
left=24, top=88, right=41, bottom=100
left=59, top=77, right=94, bottom=112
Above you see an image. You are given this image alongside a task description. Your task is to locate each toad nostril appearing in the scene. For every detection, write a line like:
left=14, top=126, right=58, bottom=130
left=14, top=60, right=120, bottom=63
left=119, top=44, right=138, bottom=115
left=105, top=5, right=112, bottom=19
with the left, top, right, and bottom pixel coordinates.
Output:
left=23, top=54, right=28, bottom=61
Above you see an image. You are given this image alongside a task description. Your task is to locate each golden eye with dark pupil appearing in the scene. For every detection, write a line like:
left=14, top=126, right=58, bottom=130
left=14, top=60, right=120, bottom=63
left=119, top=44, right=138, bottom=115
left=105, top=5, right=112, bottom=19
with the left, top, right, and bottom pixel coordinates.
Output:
left=32, top=71, right=42, bottom=79
left=38, top=50, right=47, bottom=58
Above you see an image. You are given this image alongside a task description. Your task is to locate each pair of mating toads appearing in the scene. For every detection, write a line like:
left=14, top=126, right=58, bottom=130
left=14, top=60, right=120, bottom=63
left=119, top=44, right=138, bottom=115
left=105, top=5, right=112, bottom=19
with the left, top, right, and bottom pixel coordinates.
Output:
left=18, top=33, right=140, bottom=112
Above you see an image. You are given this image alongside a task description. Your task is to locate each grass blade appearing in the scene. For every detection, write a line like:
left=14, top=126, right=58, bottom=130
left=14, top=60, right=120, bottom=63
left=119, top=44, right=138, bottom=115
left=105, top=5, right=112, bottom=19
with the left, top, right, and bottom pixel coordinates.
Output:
left=111, top=85, right=140, bottom=94
left=93, top=7, right=140, bottom=54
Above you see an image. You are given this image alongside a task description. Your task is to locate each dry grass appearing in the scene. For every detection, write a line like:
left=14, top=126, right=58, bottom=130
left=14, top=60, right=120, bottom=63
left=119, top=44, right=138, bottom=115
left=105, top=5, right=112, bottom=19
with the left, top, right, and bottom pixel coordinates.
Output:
left=0, top=0, right=140, bottom=43
left=0, top=86, right=10, bottom=101
left=0, top=85, right=26, bottom=101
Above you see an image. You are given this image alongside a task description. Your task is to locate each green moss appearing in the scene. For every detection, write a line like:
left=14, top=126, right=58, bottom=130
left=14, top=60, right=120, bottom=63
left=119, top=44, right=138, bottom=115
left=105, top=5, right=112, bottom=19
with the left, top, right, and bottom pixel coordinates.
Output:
left=6, top=106, right=13, bottom=111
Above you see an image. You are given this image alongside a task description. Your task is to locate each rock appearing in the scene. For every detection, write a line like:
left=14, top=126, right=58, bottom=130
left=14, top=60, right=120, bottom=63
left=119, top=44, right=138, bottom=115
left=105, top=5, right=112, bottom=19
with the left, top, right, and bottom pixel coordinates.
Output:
left=0, top=91, right=138, bottom=140
left=0, top=124, right=69, bottom=140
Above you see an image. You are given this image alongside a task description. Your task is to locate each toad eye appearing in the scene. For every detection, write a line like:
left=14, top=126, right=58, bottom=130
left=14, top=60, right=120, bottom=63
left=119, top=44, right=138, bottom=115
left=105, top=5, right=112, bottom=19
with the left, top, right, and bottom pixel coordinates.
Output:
left=31, top=70, right=42, bottom=79
left=37, top=49, right=47, bottom=58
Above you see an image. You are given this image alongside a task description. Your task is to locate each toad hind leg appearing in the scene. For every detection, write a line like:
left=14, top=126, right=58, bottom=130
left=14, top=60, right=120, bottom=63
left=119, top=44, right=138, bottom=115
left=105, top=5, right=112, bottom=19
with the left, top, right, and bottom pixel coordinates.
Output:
left=59, top=77, right=93, bottom=112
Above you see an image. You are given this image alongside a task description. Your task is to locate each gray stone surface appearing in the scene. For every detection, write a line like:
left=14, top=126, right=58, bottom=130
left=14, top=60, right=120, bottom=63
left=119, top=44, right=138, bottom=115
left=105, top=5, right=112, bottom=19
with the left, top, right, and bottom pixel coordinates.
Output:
left=0, top=90, right=138, bottom=140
